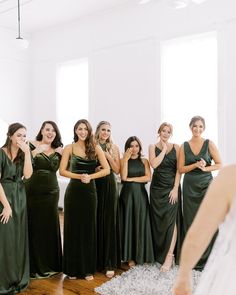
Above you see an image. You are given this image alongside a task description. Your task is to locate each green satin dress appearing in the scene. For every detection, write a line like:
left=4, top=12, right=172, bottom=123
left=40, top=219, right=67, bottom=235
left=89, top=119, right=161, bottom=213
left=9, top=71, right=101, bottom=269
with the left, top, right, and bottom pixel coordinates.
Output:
left=63, top=154, right=98, bottom=277
left=25, top=143, right=62, bottom=278
left=0, top=148, right=29, bottom=294
left=183, top=139, right=217, bottom=270
left=119, top=158, right=154, bottom=264
left=150, top=146, right=182, bottom=264
left=95, top=143, right=120, bottom=271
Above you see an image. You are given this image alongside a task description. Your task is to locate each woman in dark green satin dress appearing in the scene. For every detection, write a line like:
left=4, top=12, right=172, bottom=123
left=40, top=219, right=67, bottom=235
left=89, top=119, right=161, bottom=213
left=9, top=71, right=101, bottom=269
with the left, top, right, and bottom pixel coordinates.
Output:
left=120, top=136, right=154, bottom=266
left=149, top=122, right=182, bottom=271
left=60, top=119, right=110, bottom=280
left=26, top=121, right=63, bottom=278
left=0, top=123, right=33, bottom=294
left=179, top=116, right=221, bottom=270
left=95, top=121, right=121, bottom=278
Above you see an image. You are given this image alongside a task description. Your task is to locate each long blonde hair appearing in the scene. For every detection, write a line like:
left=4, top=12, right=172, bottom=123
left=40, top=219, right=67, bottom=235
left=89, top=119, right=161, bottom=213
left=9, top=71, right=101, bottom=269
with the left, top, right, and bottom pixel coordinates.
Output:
left=95, top=121, right=115, bottom=157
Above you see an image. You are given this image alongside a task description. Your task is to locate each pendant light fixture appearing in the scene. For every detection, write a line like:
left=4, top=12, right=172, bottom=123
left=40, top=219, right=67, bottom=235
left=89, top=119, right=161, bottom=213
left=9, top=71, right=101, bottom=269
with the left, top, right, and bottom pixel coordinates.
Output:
left=16, top=0, right=29, bottom=49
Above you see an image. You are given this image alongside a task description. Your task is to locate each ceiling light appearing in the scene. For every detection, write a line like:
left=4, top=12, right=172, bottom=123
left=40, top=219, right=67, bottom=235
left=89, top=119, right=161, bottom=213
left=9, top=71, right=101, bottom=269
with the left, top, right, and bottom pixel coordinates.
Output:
left=16, top=0, right=29, bottom=49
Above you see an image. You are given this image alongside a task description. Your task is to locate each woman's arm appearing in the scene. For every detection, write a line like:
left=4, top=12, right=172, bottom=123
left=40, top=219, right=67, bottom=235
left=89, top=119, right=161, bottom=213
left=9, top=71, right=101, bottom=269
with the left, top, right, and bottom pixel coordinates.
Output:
left=200, top=140, right=221, bottom=172
left=178, top=144, right=200, bottom=174
left=173, top=165, right=236, bottom=295
left=89, top=145, right=110, bottom=180
left=0, top=183, right=12, bottom=224
left=105, top=144, right=120, bottom=174
left=18, top=141, right=33, bottom=179
left=149, top=143, right=167, bottom=169
left=59, top=145, right=82, bottom=180
left=169, top=145, right=181, bottom=204
left=120, top=148, right=132, bottom=181
left=126, top=158, right=151, bottom=183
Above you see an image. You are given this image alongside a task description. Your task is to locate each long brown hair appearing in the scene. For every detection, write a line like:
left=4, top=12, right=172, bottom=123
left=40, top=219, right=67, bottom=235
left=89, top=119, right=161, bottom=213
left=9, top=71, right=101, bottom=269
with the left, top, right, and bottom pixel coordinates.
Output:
left=2, top=122, right=26, bottom=163
left=35, top=120, right=63, bottom=148
left=124, top=136, right=143, bottom=159
left=73, top=119, right=96, bottom=160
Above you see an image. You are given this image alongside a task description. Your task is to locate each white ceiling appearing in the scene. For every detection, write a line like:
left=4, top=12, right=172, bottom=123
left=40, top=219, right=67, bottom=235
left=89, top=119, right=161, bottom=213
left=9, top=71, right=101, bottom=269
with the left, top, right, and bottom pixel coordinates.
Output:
left=0, top=0, right=135, bottom=33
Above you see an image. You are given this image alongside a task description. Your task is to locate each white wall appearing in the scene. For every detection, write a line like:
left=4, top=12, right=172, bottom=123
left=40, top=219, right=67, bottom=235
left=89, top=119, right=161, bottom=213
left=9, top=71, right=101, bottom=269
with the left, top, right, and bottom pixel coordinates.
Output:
left=0, top=28, right=31, bottom=142
left=13, top=0, right=236, bottom=163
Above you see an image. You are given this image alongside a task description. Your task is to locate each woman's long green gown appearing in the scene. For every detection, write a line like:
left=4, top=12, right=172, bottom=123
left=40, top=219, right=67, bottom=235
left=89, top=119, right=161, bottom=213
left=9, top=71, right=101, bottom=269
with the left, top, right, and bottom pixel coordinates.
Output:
left=119, top=158, right=154, bottom=264
left=0, top=149, right=29, bottom=294
left=96, top=144, right=120, bottom=271
left=63, top=154, right=98, bottom=277
left=149, top=146, right=182, bottom=264
left=183, top=139, right=217, bottom=270
left=25, top=144, right=62, bottom=278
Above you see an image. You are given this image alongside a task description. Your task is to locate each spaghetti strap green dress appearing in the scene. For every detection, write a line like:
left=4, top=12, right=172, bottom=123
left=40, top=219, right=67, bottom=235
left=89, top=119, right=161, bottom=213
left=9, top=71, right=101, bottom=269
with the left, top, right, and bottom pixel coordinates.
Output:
left=119, top=158, right=154, bottom=264
left=0, top=148, right=29, bottom=294
left=149, top=145, right=182, bottom=264
left=96, top=143, right=121, bottom=271
left=63, top=153, right=98, bottom=278
left=183, top=139, right=217, bottom=270
left=25, top=143, right=62, bottom=278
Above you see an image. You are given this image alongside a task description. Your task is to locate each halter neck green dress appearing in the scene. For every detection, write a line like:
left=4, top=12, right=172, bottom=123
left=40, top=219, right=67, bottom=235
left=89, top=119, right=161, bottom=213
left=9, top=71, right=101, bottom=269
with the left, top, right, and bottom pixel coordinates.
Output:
left=150, top=145, right=182, bottom=264
left=63, top=152, right=98, bottom=278
left=183, top=139, right=217, bottom=270
left=119, top=158, right=154, bottom=264
left=25, top=143, right=62, bottom=278
left=0, top=148, right=29, bottom=294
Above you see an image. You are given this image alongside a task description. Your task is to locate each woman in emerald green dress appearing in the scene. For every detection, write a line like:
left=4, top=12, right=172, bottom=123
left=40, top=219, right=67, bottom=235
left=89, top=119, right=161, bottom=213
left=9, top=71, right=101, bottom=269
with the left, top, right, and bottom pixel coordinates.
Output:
left=95, top=121, right=121, bottom=278
left=120, top=136, right=154, bottom=266
left=179, top=115, right=221, bottom=270
left=149, top=122, right=182, bottom=271
left=0, top=123, right=33, bottom=294
left=25, top=121, right=63, bottom=278
left=60, top=119, right=110, bottom=280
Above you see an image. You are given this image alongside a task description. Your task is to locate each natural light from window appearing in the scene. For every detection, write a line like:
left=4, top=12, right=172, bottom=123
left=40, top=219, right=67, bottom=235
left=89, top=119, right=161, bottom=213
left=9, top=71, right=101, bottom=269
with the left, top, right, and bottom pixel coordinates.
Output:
left=161, top=32, right=218, bottom=146
left=56, top=59, right=89, bottom=145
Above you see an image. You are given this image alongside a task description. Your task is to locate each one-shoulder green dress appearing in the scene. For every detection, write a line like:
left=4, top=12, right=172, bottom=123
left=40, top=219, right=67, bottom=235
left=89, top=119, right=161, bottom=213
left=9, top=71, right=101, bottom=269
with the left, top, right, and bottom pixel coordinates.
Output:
left=119, top=158, right=154, bottom=264
left=0, top=148, right=29, bottom=294
left=95, top=143, right=120, bottom=271
left=63, top=154, right=98, bottom=277
left=183, top=139, right=217, bottom=270
left=25, top=143, right=62, bottom=278
left=150, top=145, right=182, bottom=264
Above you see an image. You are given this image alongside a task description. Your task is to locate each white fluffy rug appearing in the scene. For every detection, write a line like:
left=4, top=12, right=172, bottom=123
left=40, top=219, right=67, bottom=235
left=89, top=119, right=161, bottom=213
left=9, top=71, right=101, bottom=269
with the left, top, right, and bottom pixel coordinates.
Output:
left=95, top=264, right=201, bottom=295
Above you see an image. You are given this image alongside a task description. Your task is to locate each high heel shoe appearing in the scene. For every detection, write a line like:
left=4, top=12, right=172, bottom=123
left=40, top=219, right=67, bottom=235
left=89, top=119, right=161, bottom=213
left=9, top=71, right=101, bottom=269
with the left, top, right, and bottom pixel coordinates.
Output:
left=160, top=253, right=175, bottom=272
left=106, top=270, right=115, bottom=278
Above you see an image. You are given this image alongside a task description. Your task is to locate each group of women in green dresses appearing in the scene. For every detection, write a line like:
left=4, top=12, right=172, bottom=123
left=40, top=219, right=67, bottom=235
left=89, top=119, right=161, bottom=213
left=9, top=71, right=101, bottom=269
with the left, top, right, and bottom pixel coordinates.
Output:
left=0, top=115, right=221, bottom=293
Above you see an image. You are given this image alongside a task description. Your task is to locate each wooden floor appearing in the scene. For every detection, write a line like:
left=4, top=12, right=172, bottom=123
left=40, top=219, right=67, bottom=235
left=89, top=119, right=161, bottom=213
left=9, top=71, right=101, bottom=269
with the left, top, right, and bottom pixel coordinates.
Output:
left=21, top=211, right=125, bottom=294
left=20, top=270, right=123, bottom=295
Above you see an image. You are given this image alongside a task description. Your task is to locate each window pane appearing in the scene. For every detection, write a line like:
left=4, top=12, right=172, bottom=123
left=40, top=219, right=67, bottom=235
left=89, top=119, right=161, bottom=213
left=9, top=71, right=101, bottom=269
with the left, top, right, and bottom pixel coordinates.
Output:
left=161, top=32, right=218, bottom=145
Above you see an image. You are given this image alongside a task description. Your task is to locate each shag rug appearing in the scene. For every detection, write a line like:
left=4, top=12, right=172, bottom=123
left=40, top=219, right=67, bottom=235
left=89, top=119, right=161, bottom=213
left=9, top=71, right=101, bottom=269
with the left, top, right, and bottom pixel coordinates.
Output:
left=95, top=264, right=201, bottom=295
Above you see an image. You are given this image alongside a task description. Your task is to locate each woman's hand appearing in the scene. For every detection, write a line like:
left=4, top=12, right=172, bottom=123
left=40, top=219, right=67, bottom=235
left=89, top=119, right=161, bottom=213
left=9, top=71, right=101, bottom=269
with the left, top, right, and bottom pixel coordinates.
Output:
left=55, top=147, right=63, bottom=155
left=123, top=148, right=132, bottom=162
left=196, top=158, right=206, bottom=171
left=172, top=275, right=192, bottom=295
left=81, top=174, right=91, bottom=184
left=95, top=165, right=103, bottom=172
left=0, top=205, right=12, bottom=224
left=17, top=140, right=30, bottom=154
left=169, top=187, right=178, bottom=204
left=160, top=140, right=168, bottom=153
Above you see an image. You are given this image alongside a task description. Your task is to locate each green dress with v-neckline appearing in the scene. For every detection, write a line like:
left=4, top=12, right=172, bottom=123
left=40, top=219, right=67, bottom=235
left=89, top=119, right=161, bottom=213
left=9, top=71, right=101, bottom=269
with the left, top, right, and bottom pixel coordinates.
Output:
left=25, top=143, right=62, bottom=278
left=0, top=148, right=29, bottom=294
left=183, top=139, right=217, bottom=270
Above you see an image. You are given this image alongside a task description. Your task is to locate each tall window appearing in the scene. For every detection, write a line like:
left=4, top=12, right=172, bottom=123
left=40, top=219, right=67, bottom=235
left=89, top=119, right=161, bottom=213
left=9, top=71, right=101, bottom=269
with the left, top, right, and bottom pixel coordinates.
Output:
left=56, top=59, right=89, bottom=145
left=161, top=32, right=218, bottom=145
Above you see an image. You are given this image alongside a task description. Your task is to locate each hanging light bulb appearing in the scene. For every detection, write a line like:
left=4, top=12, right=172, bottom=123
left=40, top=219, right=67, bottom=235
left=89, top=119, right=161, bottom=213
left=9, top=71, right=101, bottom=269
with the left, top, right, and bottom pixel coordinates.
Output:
left=16, top=0, right=29, bottom=49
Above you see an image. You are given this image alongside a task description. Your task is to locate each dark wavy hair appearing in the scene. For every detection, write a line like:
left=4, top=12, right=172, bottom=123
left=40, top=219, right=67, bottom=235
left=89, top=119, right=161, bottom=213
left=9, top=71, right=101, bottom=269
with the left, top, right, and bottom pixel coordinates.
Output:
left=35, top=121, right=63, bottom=148
left=2, top=122, right=26, bottom=163
left=124, top=136, right=142, bottom=159
left=73, top=119, right=96, bottom=160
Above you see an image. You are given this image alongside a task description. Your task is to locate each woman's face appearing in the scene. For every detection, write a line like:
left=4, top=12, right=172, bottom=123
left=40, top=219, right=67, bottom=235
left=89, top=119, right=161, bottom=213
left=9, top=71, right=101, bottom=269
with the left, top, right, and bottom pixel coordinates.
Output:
left=159, top=126, right=172, bottom=142
left=10, top=128, right=27, bottom=147
left=99, top=124, right=111, bottom=141
left=191, top=120, right=205, bottom=137
left=129, top=140, right=140, bottom=156
left=41, top=123, right=56, bottom=144
left=76, top=123, right=88, bottom=141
